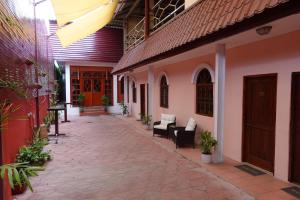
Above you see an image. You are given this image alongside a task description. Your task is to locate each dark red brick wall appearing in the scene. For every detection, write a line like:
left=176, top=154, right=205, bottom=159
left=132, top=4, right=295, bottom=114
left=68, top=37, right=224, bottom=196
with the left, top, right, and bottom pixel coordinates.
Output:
left=0, top=1, right=53, bottom=199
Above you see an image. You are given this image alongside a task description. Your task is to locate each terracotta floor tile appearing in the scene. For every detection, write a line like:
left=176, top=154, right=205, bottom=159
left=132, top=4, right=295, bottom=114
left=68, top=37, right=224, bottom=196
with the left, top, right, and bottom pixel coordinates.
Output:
left=14, top=115, right=292, bottom=200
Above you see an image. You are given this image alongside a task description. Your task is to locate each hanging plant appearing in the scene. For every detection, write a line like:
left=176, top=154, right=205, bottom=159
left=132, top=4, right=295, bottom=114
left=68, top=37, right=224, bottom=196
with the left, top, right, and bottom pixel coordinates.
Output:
left=0, top=79, right=27, bottom=98
left=0, top=100, right=21, bottom=131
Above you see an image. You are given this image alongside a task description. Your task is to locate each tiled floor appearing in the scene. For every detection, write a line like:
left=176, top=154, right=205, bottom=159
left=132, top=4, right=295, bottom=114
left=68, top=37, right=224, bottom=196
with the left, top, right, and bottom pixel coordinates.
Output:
left=119, top=116, right=298, bottom=200
left=16, top=115, right=254, bottom=200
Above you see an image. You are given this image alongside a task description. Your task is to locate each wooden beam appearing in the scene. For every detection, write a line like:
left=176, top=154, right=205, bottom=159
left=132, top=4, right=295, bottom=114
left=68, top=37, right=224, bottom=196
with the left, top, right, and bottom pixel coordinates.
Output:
left=144, top=0, right=150, bottom=39
left=125, top=0, right=141, bottom=18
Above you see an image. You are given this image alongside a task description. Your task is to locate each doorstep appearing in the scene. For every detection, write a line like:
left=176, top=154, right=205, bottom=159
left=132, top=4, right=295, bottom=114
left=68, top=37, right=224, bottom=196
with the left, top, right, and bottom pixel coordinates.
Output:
left=116, top=115, right=298, bottom=200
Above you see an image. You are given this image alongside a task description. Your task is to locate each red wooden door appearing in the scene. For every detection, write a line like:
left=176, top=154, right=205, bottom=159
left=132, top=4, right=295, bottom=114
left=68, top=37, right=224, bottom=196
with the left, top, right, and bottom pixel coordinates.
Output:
left=243, top=75, right=277, bottom=172
left=140, top=84, right=146, bottom=117
left=82, top=79, right=92, bottom=107
left=290, top=73, right=300, bottom=184
left=92, top=79, right=104, bottom=106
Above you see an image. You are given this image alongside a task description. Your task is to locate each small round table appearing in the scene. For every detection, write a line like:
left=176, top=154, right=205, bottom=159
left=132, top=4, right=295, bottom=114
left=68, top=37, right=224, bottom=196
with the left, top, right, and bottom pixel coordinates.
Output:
left=47, top=106, right=66, bottom=143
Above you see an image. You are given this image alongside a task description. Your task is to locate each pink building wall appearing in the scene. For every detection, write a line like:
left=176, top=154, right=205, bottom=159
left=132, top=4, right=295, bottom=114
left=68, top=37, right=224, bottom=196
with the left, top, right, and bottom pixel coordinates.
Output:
left=128, top=30, right=300, bottom=181
left=225, top=30, right=300, bottom=181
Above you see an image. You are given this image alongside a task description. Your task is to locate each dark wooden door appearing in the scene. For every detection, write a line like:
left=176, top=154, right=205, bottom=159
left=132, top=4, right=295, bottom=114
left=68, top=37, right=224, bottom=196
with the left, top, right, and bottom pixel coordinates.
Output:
left=243, top=74, right=277, bottom=172
left=290, top=73, right=300, bottom=184
left=140, top=84, right=146, bottom=117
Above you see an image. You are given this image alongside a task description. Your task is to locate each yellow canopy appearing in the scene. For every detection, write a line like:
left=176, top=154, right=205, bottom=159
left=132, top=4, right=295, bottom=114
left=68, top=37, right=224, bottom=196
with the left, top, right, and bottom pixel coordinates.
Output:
left=51, top=0, right=111, bottom=27
left=55, top=0, right=118, bottom=47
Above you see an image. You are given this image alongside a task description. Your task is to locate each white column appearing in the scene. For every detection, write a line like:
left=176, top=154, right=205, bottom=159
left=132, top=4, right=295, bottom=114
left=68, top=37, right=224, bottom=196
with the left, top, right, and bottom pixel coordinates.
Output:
left=65, top=64, right=71, bottom=107
left=124, top=75, right=129, bottom=104
left=213, top=44, right=226, bottom=163
left=148, top=66, right=154, bottom=125
left=113, top=75, right=118, bottom=107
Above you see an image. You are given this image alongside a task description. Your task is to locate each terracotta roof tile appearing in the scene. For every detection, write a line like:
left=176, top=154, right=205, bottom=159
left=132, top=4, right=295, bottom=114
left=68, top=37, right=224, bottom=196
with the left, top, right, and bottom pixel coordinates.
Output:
left=113, top=0, right=291, bottom=73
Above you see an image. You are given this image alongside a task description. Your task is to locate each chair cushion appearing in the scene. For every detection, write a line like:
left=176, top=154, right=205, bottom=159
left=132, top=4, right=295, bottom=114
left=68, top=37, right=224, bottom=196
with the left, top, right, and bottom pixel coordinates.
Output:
left=185, top=118, right=196, bottom=131
left=160, top=114, right=176, bottom=125
left=154, top=124, right=168, bottom=130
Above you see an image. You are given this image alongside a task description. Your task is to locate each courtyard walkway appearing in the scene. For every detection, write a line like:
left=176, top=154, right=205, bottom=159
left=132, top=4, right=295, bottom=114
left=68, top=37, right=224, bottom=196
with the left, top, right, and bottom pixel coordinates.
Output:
left=16, top=115, right=253, bottom=200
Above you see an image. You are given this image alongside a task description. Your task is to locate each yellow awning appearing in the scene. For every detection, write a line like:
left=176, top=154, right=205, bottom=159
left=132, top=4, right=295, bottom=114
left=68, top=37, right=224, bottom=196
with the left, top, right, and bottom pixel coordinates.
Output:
left=55, top=0, right=118, bottom=48
left=51, top=0, right=111, bottom=27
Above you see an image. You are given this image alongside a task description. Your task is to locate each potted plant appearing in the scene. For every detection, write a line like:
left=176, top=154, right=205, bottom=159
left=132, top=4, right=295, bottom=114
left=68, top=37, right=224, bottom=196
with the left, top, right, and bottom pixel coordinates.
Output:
left=119, top=101, right=128, bottom=116
left=138, top=113, right=145, bottom=122
left=200, top=131, right=217, bottom=164
left=78, top=93, right=85, bottom=112
left=16, top=135, right=51, bottom=166
left=142, top=115, right=152, bottom=130
left=101, top=95, right=110, bottom=112
left=0, top=162, right=43, bottom=195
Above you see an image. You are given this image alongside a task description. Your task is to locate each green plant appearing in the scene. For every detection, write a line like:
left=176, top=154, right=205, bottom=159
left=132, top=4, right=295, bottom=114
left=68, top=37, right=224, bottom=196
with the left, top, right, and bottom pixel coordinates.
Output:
left=78, top=93, right=85, bottom=107
left=138, top=113, right=144, bottom=121
left=101, top=95, right=110, bottom=112
left=0, top=162, right=43, bottom=192
left=119, top=101, right=128, bottom=115
left=200, top=131, right=217, bottom=155
left=16, top=135, right=51, bottom=166
left=0, top=100, right=21, bottom=131
left=142, top=115, right=152, bottom=125
left=16, top=146, right=51, bottom=166
left=0, top=79, right=27, bottom=98
left=43, top=115, right=51, bottom=131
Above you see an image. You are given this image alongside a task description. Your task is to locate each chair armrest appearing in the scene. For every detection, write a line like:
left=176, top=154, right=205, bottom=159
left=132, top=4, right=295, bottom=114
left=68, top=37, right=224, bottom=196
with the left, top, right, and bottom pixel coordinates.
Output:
left=153, top=121, right=161, bottom=126
left=167, top=122, right=176, bottom=130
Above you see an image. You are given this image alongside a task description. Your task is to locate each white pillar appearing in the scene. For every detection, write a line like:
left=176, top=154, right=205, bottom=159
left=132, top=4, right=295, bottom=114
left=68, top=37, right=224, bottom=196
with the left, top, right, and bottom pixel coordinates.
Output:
left=148, top=66, right=154, bottom=125
left=65, top=64, right=71, bottom=107
left=124, top=75, right=129, bottom=104
left=113, top=75, right=118, bottom=107
left=213, top=44, right=226, bottom=163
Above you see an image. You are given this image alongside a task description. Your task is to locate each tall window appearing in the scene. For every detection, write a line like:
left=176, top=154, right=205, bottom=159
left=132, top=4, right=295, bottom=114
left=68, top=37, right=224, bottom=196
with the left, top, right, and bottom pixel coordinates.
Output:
left=160, top=75, right=168, bottom=108
left=196, top=69, right=213, bottom=116
left=132, top=82, right=136, bottom=103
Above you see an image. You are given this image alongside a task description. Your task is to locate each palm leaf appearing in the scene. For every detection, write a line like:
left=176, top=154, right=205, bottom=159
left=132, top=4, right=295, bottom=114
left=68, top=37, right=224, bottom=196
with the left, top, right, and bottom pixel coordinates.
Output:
left=7, top=167, right=14, bottom=189
left=21, top=169, right=33, bottom=192
left=13, top=168, right=22, bottom=187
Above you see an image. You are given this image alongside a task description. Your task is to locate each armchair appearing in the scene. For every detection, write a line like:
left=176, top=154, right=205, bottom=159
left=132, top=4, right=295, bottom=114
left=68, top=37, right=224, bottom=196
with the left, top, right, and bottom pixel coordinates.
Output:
left=171, top=118, right=197, bottom=148
left=153, top=114, right=176, bottom=138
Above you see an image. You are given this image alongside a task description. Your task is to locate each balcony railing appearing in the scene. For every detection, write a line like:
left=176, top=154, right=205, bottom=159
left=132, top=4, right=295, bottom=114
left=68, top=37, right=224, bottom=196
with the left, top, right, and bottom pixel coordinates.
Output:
left=124, top=0, right=185, bottom=51
left=152, top=0, right=185, bottom=31
left=126, top=17, right=145, bottom=51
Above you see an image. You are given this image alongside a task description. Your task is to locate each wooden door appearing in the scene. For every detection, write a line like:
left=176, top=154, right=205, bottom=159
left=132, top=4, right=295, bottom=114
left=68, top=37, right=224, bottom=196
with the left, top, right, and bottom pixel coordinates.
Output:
left=82, top=79, right=92, bottom=107
left=243, top=74, right=277, bottom=172
left=92, top=79, right=104, bottom=106
left=290, top=73, right=300, bottom=184
left=140, top=84, right=146, bottom=117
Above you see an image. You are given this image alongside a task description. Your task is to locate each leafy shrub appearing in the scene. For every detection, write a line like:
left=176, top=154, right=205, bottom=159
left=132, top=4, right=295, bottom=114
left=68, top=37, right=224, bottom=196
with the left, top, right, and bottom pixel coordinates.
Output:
left=200, top=131, right=217, bottom=155
left=16, top=138, right=51, bottom=166
left=0, top=162, right=43, bottom=192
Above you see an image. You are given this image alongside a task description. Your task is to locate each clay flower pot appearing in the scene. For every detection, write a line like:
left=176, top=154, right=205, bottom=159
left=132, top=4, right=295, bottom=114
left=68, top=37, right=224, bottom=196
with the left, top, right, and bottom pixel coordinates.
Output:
left=12, top=184, right=27, bottom=195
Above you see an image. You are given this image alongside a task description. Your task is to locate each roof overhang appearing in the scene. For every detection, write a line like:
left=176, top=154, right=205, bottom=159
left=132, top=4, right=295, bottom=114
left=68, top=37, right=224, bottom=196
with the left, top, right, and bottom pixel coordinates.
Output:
left=112, top=0, right=300, bottom=75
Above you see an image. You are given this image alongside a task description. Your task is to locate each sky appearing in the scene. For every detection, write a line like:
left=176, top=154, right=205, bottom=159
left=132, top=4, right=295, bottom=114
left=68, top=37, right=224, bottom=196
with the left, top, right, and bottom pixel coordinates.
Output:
left=36, top=0, right=56, bottom=20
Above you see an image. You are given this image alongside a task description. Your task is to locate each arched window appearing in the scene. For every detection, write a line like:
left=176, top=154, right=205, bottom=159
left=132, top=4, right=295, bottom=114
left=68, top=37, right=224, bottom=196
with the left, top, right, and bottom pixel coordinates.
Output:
left=196, top=69, right=213, bottom=116
left=132, top=82, right=136, bottom=103
left=160, top=75, right=168, bottom=108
